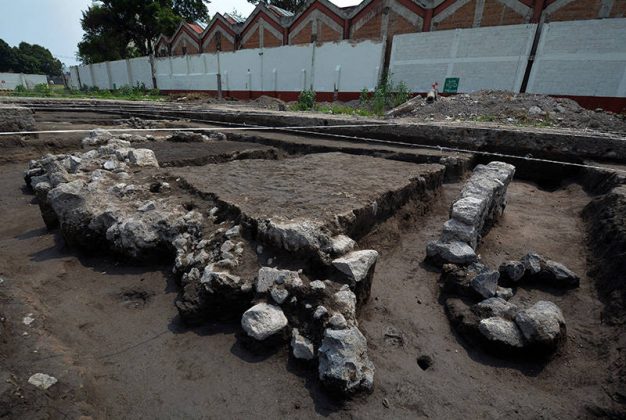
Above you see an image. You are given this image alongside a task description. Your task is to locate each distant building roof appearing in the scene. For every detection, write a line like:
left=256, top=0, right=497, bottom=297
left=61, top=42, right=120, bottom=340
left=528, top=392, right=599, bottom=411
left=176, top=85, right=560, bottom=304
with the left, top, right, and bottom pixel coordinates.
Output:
left=187, top=22, right=205, bottom=34
left=223, top=13, right=246, bottom=25
left=268, top=5, right=294, bottom=17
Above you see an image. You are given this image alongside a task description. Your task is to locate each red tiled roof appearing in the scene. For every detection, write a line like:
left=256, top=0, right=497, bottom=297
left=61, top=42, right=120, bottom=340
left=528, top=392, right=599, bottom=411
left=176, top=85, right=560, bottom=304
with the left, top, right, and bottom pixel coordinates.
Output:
left=187, top=22, right=204, bottom=34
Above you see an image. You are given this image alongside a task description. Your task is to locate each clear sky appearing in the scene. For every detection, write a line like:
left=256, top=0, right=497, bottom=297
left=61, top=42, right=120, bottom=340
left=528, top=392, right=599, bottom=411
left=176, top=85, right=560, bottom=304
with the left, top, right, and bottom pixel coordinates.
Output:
left=0, top=0, right=362, bottom=67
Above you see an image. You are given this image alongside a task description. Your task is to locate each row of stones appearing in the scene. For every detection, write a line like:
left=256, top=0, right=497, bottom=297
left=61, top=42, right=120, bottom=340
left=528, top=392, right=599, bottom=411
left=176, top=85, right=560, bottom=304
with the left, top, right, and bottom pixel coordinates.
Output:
left=426, top=161, right=578, bottom=356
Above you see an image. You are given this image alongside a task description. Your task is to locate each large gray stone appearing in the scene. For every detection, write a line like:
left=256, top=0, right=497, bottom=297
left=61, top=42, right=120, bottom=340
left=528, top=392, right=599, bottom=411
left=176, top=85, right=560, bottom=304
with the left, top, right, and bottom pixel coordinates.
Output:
left=256, top=267, right=302, bottom=293
left=318, top=327, right=374, bottom=395
left=473, top=297, right=518, bottom=319
left=332, top=250, right=378, bottom=283
left=514, top=301, right=566, bottom=350
left=521, top=252, right=544, bottom=275
left=499, top=260, right=526, bottom=282
left=479, top=317, right=526, bottom=348
left=450, top=196, right=487, bottom=226
left=426, top=240, right=478, bottom=266
left=441, top=218, right=478, bottom=249
left=541, top=260, right=580, bottom=288
left=291, top=329, right=315, bottom=360
left=128, top=149, right=159, bottom=167
left=241, top=303, right=288, bottom=341
left=470, top=268, right=499, bottom=299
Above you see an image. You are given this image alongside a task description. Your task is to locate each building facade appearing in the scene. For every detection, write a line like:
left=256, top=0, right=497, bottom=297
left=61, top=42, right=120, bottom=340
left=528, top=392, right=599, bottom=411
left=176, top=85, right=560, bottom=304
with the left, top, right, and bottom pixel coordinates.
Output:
left=155, top=0, right=626, bottom=56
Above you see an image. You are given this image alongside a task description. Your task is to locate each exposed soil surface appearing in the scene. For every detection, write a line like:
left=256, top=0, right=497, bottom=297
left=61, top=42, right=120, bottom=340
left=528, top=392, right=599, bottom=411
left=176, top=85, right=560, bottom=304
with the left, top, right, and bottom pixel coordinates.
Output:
left=171, top=153, right=443, bottom=224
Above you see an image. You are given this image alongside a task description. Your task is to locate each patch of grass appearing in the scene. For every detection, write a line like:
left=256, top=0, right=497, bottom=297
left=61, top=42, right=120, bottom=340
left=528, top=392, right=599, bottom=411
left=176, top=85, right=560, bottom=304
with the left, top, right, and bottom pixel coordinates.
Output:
left=6, top=84, right=164, bottom=101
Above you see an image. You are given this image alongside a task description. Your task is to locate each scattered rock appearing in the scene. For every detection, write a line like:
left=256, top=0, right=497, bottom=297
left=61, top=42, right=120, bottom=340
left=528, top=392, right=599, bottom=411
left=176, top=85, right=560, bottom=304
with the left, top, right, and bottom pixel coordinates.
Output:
left=499, top=260, right=525, bottom=282
left=28, top=373, right=58, bottom=390
left=470, top=267, right=499, bottom=299
left=318, top=327, right=374, bottom=395
left=291, top=329, right=315, bottom=360
left=241, top=303, right=288, bottom=341
left=472, top=297, right=518, bottom=319
left=514, top=301, right=566, bottom=351
left=426, top=240, right=477, bottom=266
left=479, top=317, right=526, bottom=348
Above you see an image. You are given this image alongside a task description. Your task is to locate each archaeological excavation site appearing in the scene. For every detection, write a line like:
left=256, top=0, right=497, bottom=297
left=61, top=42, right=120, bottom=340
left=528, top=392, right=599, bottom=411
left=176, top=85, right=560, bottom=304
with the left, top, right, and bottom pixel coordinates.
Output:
left=0, top=96, right=625, bottom=419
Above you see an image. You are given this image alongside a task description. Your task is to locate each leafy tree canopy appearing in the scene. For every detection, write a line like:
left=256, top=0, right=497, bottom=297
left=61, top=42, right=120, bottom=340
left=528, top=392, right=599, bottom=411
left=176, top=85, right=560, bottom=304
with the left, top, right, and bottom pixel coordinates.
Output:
left=78, top=0, right=210, bottom=64
left=247, top=0, right=309, bottom=14
left=0, top=39, right=63, bottom=76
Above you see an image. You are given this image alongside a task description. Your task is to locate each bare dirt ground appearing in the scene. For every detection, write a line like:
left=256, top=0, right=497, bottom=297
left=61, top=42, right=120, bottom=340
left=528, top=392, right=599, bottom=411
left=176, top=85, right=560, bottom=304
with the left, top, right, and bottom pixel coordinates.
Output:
left=1, top=111, right=624, bottom=418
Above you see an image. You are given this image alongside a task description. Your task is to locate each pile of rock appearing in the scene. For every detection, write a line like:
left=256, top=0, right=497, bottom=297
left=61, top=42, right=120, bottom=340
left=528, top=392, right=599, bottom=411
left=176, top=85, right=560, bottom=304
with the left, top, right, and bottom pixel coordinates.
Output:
left=426, top=161, right=515, bottom=266
left=499, top=252, right=580, bottom=289
left=443, top=263, right=570, bottom=354
left=81, top=128, right=154, bottom=148
left=25, top=130, right=202, bottom=258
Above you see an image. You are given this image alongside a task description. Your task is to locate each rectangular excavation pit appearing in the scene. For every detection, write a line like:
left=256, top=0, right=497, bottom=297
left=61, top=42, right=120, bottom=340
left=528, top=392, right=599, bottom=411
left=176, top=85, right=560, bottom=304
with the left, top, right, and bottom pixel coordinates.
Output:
left=170, top=152, right=445, bottom=259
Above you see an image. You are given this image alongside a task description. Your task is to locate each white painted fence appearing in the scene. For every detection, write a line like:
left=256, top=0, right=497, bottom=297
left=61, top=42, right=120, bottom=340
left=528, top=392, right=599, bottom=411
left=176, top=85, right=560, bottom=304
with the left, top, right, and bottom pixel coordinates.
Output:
left=71, top=40, right=384, bottom=94
left=389, top=24, right=537, bottom=93
left=0, top=73, right=48, bottom=90
left=74, top=56, right=154, bottom=90
left=526, top=19, right=626, bottom=98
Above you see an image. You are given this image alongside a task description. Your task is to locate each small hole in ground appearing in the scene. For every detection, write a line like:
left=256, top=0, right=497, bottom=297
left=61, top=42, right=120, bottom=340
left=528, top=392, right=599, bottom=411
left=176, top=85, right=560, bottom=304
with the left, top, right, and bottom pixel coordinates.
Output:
left=417, top=355, right=433, bottom=371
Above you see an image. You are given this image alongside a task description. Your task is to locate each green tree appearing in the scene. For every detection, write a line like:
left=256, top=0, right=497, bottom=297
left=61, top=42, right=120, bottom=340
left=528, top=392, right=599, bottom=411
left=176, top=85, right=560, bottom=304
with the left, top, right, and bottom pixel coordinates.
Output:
left=247, top=0, right=308, bottom=14
left=0, top=39, right=63, bottom=76
left=77, top=0, right=210, bottom=64
left=0, top=39, right=17, bottom=72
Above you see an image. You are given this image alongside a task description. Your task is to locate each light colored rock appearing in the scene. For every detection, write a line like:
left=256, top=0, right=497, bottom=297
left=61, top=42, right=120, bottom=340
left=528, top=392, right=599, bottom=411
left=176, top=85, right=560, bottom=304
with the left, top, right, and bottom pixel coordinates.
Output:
left=332, top=250, right=378, bottom=283
left=270, top=287, right=289, bottom=304
left=426, top=240, right=477, bottom=265
left=451, top=196, right=487, bottom=226
left=291, top=329, right=315, bottom=360
left=128, top=149, right=159, bottom=167
left=479, top=317, right=525, bottom=348
left=528, top=106, right=543, bottom=115
left=310, top=280, right=326, bottom=291
left=328, top=235, right=356, bottom=255
left=514, top=301, right=566, bottom=348
left=318, top=327, right=374, bottom=395
left=103, top=159, right=119, bottom=171
left=225, top=225, right=241, bottom=239
left=333, top=289, right=357, bottom=319
left=521, top=252, right=544, bottom=275
left=28, top=373, right=58, bottom=390
left=256, top=267, right=301, bottom=293
left=313, top=305, right=328, bottom=319
left=441, top=218, right=478, bottom=249
left=473, top=297, right=518, bottom=319
left=328, top=313, right=348, bottom=329
left=241, top=303, right=288, bottom=341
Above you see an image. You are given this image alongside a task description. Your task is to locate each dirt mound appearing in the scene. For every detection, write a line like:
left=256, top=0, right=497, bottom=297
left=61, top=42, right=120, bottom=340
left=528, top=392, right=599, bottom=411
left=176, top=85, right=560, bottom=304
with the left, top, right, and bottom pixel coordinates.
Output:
left=251, top=95, right=286, bottom=111
left=387, top=90, right=626, bottom=135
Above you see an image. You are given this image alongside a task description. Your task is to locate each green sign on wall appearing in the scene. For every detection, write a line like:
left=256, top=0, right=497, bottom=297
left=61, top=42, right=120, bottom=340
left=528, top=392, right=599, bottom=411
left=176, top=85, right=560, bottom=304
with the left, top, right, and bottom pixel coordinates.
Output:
left=443, top=77, right=460, bottom=93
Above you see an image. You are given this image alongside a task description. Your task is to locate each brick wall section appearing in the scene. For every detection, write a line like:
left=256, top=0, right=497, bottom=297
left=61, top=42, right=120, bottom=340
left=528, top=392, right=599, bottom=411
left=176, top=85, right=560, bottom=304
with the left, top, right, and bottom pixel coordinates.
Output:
left=611, top=1, right=626, bottom=17
left=291, top=23, right=313, bottom=44
left=388, top=10, right=420, bottom=37
left=548, top=0, right=602, bottom=22
left=318, top=21, right=343, bottom=42
left=264, top=29, right=283, bottom=48
left=352, top=12, right=383, bottom=41
left=243, top=30, right=261, bottom=49
left=204, top=35, right=235, bottom=53
left=172, top=42, right=199, bottom=55
left=481, top=1, right=527, bottom=27
left=435, top=0, right=477, bottom=30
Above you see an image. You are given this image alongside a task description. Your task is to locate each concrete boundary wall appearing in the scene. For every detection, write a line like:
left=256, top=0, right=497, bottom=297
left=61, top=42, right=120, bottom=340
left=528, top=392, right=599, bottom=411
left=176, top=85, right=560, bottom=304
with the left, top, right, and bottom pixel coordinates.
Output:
left=0, top=73, right=48, bottom=90
left=71, top=40, right=384, bottom=100
left=527, top=19, right=626, bottom=99
left=388, top=24, right=537, bottom=93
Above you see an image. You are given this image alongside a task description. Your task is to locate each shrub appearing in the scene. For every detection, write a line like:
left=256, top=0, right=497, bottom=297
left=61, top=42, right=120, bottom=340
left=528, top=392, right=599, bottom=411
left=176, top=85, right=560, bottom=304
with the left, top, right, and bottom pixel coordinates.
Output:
left=296, top=89, right=316, bottom=111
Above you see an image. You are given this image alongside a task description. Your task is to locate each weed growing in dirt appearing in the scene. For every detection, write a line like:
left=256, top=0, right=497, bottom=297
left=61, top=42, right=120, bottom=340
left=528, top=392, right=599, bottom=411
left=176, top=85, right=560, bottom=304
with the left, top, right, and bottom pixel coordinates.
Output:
left=294, top=89, right=317, bottom=110
left=6, top=84, right=164, bottom=101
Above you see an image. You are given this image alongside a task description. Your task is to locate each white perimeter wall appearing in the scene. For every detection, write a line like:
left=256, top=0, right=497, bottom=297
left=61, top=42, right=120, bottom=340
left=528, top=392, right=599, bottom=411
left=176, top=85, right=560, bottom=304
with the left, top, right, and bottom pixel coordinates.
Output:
left=74, top=57, right=154, bottom=90
left=526, top=18, right=626, bottom=98
left=154, top=40, right=383, bottom=92
left=71, top=40, right=383, bottom=93
left=0, top=73, right=48, bottom=90
left=389, top=24, right=537, bottom=93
